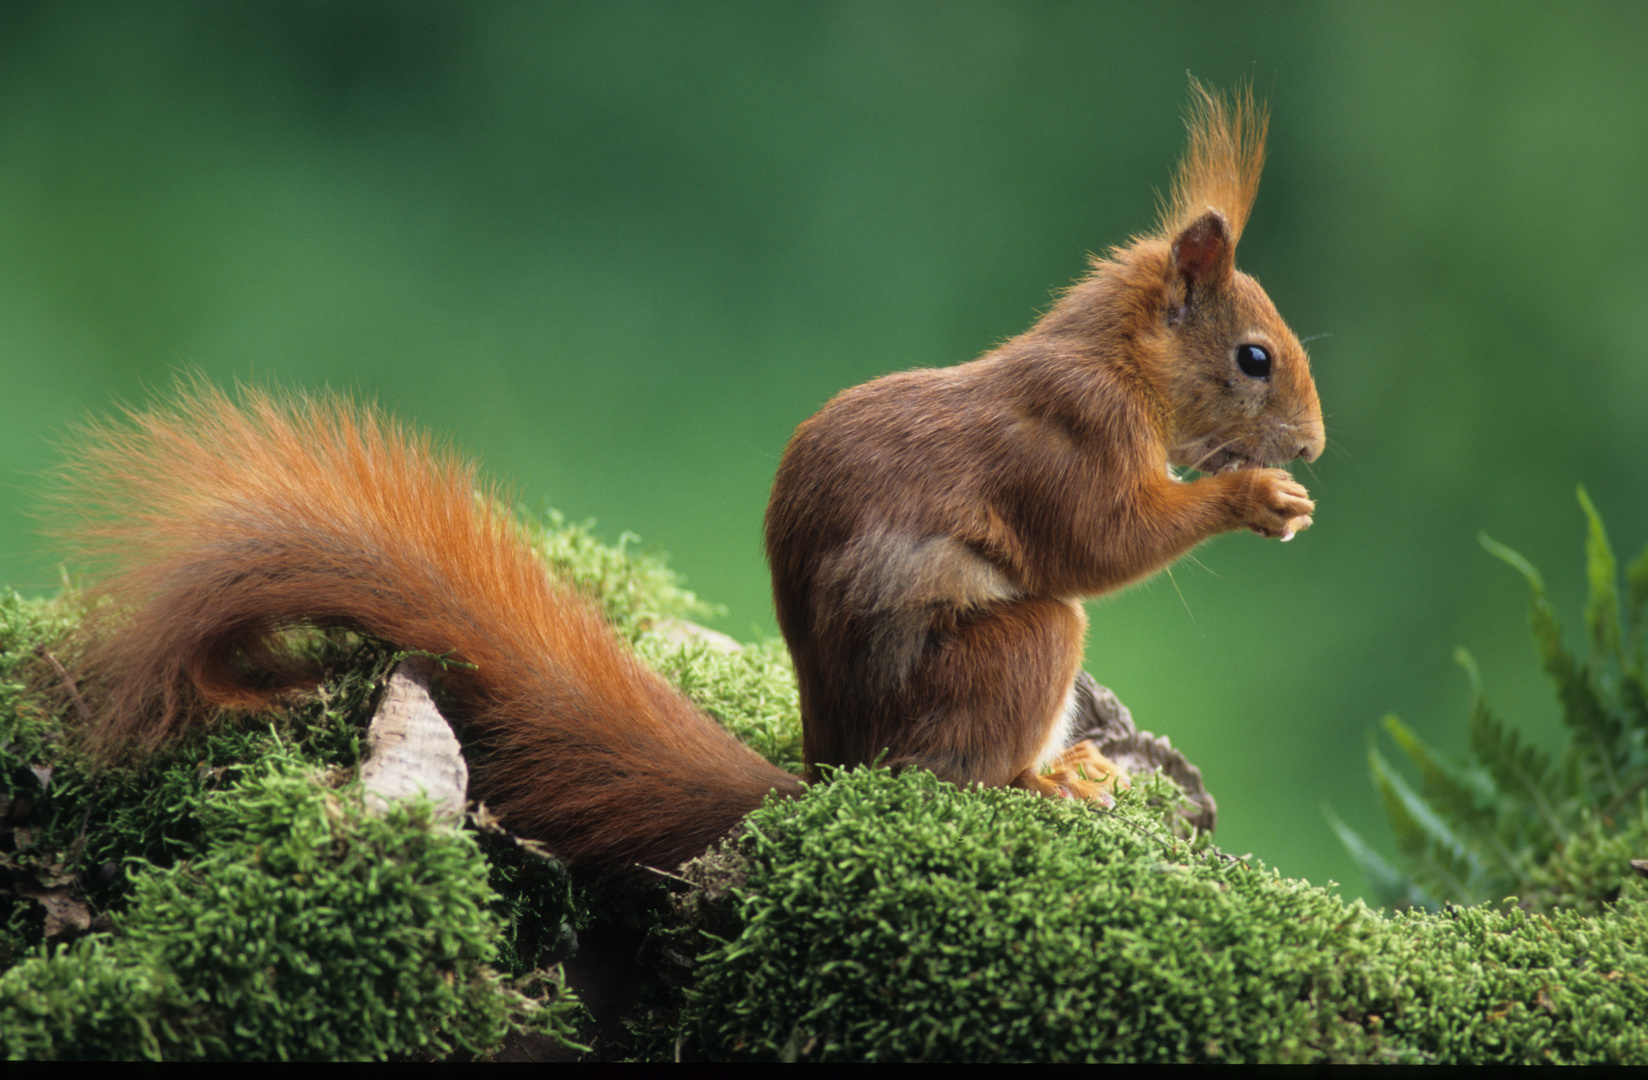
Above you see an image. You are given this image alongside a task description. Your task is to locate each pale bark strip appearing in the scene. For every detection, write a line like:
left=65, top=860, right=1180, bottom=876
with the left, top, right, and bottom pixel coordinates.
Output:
left=362, top=657, right=469, bottom=821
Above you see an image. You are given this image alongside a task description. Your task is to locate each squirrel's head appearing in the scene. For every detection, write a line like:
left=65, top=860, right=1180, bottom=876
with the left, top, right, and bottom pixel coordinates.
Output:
left=1143, top=79, right=1323, bottom=473
left=1155, top=207, right=1325, bottom=473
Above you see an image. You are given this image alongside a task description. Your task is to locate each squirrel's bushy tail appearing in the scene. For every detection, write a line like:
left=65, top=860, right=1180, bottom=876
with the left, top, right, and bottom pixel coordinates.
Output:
left=50, top=379, right=799, bottom=872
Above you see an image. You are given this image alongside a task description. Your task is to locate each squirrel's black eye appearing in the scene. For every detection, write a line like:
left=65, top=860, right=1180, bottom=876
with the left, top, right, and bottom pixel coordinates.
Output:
left=1235, top=343, right=1271, bottom=380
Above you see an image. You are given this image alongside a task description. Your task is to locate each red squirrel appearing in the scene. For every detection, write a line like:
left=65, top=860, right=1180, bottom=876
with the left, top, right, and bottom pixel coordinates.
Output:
left=764, top=80, right=1323, bottom=799
left=52, top=82, right=1320, bottom=874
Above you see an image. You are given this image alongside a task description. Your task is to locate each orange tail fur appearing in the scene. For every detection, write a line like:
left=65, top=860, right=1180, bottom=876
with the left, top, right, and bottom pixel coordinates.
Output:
left=51, top=380, right=800, bottom=873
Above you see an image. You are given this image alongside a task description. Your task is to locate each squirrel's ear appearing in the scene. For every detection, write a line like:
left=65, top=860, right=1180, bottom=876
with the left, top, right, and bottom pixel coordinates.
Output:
left=1170, top=209, right=1234, bottom=291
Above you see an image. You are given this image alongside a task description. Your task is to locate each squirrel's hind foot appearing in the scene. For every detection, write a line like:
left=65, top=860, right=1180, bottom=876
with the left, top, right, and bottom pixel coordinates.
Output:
left=1013, top=740, right=1128, bottom=807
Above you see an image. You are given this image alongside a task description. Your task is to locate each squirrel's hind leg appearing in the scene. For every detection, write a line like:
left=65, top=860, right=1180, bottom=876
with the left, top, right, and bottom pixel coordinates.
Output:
left=873, top=596, right=1086, bottom=789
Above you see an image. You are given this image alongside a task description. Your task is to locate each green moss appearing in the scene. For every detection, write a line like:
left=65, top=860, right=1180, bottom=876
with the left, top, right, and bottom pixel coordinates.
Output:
left=476, top=825, right=584, bottom=979
left=1, top=628, right=383, bottom=971
left=519, top=507, right=718, bottom=643
left=1386, top=887, right=1648, bottom=1064
left=2, top=590, right=90, bottom=966
left=1524, top=800, right=1648, bottom=911
left=1, top=755, right=582, bottom=1060
left=674, top=767, right=1648, bottom=1064
left=0, top=590, right=77, bottom=758
left=678, top=768, right=1408, bottom=1063
left=637, top=637, right=804, bottom=774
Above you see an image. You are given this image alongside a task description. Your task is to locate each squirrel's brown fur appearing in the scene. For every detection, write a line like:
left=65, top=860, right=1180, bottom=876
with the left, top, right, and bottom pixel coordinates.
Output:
left=765, top=79, right=1323, bottom=796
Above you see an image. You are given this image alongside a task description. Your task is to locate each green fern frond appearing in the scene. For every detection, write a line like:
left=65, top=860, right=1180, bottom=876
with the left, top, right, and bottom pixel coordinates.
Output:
left=1457, top=648, right=1560, bottom=842
left=1480, top=531, right=1567, bottom=683
left=1578, top=487, right=1622, bottom=665
left=1624, top=542, right=1648, bottom=649
left=1380, top=714, right=1487, bottom=831
left=1379, top=714, right=1514, bottom=871
left=1324, top=807, right=1433, bottom=911
left=1622, top=668, right=1648, bottom=740
left=1483, top=529, right=1622, bottom=796
left=1355, top=492, right=1648, bottom=912
left=1369, top=740, right=1479, bottom=905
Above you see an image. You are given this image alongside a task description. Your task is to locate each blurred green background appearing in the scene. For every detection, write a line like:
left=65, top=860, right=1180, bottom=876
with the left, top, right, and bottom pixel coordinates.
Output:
left=2, top=1, right=1645, bottom=901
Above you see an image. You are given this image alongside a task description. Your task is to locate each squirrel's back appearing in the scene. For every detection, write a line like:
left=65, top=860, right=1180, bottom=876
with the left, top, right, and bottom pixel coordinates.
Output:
left=52, top=380, right=800, bottom=873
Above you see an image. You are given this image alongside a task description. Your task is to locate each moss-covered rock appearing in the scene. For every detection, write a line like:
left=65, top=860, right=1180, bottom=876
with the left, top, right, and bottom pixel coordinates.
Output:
left=673, top=768, right=1648, bottom=1064
left=0, top=755, right=581, bottom=1060
left=6, top=510, right=1648, bottom=1062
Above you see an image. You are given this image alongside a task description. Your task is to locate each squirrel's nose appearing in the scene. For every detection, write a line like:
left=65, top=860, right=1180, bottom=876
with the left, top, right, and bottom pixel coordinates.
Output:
left=1294, top=426, right=1325, bottom=464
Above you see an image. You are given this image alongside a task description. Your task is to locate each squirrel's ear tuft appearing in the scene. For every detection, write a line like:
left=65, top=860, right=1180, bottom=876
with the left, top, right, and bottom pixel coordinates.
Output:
left=1171, top=209, right=1233, bottom=290
left=1162, top=78, right=1266, bottom=243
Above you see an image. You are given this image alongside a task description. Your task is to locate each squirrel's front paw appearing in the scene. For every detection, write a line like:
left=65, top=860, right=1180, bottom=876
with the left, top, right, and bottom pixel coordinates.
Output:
left=1238, top=468, right=1314, bottom=541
